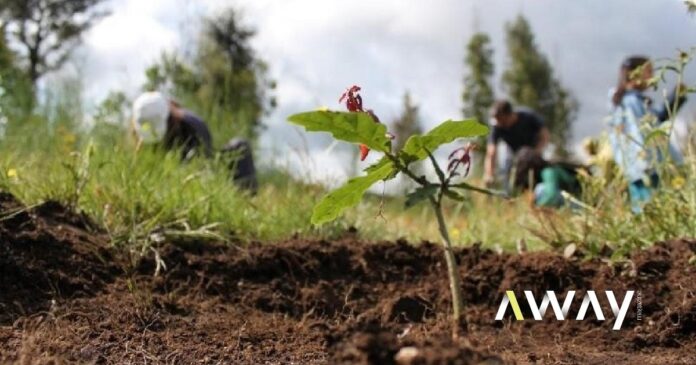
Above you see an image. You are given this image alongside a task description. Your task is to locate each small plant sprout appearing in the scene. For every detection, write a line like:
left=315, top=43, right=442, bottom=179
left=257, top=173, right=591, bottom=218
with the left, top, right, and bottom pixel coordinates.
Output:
left=288, top=85, right=498, bottom=336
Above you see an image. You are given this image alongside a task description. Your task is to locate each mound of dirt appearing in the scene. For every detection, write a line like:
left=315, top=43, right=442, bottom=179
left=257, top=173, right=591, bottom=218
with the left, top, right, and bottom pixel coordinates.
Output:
left=1, top=192, right=696, bottom=364
left=0, top=193, right=119, bottom=324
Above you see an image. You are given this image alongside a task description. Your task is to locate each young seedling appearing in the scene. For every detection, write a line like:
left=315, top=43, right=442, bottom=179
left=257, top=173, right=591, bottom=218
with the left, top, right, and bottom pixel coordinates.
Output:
left=288, top=85, right=497, bottom=336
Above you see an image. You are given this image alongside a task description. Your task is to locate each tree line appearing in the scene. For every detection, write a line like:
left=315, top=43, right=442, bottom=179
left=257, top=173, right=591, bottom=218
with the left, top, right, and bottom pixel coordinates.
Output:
left=0, top=3, right=574, bottom=155
left=462, top=15, right=578, bottom=156
left=379, top=15, right=578, bottom=161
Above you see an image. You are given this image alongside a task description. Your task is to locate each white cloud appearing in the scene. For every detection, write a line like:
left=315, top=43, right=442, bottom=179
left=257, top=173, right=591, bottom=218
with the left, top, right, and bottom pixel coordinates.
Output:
left=80, top=0, right=185, bottom=102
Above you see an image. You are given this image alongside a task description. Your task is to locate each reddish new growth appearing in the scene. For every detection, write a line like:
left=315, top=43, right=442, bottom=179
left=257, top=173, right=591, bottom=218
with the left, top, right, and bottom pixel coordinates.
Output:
left=339, top=85, right=363, bottom=112
left=447, top=143, right=476, bottom=178
left=339, top=85, right=392, bottom=161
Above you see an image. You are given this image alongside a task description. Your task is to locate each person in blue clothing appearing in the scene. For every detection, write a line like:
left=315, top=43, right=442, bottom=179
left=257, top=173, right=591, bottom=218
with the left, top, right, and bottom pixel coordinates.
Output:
left=131, top=92, right=258, bottom=192
left=608, top=56, right=687, bottom=212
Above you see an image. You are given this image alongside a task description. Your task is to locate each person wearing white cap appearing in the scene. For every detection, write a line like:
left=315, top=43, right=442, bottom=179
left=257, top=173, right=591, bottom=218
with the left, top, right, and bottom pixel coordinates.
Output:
left=131, top=92, right=213, bottom=159
left=131, top=92, right=257, bottom=192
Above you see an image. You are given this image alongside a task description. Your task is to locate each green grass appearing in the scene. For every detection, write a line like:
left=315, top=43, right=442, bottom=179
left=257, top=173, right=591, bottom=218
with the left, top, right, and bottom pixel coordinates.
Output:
left=0, top=109, right=694, bottom=258
left=0, top=126, right=326, bottom=245
left=0, top=117, right=539, bottom=251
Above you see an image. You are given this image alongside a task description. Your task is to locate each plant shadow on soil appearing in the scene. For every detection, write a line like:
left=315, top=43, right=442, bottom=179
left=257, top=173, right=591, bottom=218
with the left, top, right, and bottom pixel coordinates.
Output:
left=1, top=192, right=695, bottom=364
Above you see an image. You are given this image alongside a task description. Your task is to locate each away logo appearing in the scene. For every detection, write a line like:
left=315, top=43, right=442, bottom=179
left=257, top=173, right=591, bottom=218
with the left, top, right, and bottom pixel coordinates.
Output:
left=495, top=290, right=635, bottom=330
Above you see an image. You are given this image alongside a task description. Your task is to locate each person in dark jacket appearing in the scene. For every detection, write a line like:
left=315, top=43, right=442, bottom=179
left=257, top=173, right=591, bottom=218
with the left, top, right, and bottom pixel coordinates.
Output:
left=131, top=92, right=257, bottom=192
left=483, top=100, right=550, bottom=187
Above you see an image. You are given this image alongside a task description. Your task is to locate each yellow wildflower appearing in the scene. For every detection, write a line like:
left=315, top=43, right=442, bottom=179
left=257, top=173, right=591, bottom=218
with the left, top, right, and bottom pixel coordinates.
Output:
left=671, top=176, right=686, bottom=190
left=7, top=168, right=17, bottom=178
left=450, top=227, right=461, bottom=241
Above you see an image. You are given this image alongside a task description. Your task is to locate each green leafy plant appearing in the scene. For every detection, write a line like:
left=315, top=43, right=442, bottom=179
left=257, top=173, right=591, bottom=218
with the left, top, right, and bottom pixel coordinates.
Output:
left=288, top=85, right=497, bottom=335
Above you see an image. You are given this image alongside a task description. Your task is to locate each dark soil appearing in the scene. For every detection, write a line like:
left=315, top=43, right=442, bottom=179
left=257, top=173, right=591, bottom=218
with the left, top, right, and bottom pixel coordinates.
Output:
left=1, top=193, right=695, bottom=364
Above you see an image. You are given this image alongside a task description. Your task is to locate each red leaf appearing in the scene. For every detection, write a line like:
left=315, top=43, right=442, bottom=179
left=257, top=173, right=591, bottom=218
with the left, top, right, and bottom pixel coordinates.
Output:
left=359, top=144, right=370, bottom=161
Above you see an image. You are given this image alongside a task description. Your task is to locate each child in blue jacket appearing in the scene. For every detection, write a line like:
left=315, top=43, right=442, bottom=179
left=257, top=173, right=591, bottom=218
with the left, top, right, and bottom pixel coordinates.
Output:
left=608, top=56, right=687, bottom=212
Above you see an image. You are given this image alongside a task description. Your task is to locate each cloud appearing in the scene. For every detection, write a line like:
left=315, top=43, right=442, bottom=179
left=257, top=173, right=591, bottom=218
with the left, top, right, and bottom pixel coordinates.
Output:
left=80, top=0, right=185, bottom=102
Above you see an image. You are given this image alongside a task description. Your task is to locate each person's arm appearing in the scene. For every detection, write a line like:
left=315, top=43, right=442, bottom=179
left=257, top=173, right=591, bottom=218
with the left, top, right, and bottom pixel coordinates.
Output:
left=483, top=142, right=497, bottom=185
left=535, top=127, right=550, bottom=155
left=192, top=114, right=214, bottom=158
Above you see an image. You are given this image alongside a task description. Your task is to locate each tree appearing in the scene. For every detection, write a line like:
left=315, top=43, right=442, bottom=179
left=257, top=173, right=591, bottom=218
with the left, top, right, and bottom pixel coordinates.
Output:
left=502, top=15, right=578, bottom=155
left=0, top=24, right=14, bottom=70
left=0, top=0, right=107, bottom=86
left=392, top=92, right=423, bottom=152
left=687, top=0, right=696, bottom=14
left=462, top=32, right=495, bottom=125
left=143, top=52, right=200, bottom=97
left=91, top=90, right=129, bottom=145
left=0, top=26, right=16, bottom=97
left=196, top=9, right=276, bottom=143
left=143, top=8, right=275, bottom=144
left=392, top=92, right=423, bottom=192
left=0, top=25, right=32, bottom=123
left=93, top=90, right=128, bottom=125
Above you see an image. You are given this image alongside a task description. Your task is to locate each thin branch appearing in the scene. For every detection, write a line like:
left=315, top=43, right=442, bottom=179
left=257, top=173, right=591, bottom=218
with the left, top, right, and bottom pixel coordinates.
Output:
left=386, top=153, right=430, bottom=187
left=425, top=148, right=446, bottom=186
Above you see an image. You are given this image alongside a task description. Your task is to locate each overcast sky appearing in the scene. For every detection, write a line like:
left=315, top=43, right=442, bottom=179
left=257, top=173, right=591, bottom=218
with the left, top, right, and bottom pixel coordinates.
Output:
left=76, top=0, right=696, bottom=182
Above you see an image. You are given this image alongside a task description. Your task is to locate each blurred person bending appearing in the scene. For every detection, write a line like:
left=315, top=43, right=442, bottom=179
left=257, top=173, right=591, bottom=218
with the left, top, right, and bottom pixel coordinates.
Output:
left=483, top=100, right=550, bottom=189
left=131, top=92, right=258, bottom=192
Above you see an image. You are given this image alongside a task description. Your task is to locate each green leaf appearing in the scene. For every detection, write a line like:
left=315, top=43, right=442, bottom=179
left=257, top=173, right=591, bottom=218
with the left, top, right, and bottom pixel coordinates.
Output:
left=442, top=188, right=467, bottom=202
left=405, top=184, right=438, bottom=209
left=288, top=111, right=391, bottom=152
left=311, top=160, right=397, bottom=225
left=364, top=156, right=399, bottom=181
left=643, top=123, right=671, bottom=145
left=400, top=120, right=488, bottom=164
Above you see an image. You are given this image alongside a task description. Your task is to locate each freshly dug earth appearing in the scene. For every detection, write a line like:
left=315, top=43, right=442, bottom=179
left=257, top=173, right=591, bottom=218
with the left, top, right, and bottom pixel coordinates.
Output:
left=1, top=193, right=695, bottom=364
